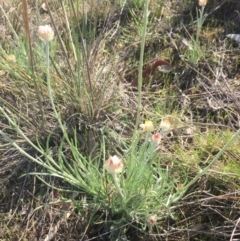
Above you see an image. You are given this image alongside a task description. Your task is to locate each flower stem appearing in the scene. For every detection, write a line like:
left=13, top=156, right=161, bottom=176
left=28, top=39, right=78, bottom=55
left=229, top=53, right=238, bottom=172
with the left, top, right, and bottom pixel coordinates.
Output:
left=112, top=173, right=124, bottom=199
left=134, top=0, right=149, bottom=134
left=46, top=41, right=56, bottom=115
left=45, top=42, right=64, bottom=128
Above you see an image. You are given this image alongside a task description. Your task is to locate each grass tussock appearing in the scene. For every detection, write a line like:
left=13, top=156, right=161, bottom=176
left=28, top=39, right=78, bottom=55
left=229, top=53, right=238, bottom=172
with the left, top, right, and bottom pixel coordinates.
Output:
left=0, top=0, right=240, bottom=240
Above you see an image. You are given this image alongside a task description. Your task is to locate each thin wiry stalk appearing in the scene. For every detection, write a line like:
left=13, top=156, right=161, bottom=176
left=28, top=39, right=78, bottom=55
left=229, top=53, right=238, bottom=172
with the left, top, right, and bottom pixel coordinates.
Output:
left=69, top=0, right=95, bottom=117
left=132, top=0, right=149, bottom=147
left=61, top=0, right=77, bottom=61
left=22, top=0, right=45, bottom=126
left=44, top=41, right=67, bottom=142
left=136, top=0, right=149, bottom=128
left=0, top=5, right=18, bottom=41
left=43, top=0, right=74, bottom=78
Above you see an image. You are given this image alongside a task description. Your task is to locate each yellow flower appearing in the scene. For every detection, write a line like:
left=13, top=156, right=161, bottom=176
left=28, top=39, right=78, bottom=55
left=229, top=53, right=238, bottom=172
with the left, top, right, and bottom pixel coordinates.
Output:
left=104, top=155, right=123, bottom=175
left=139, top=120, right=154, bottom=131
left=198, top=0, right=208, bottom=7
left=38, top=25, right=54, bottom=42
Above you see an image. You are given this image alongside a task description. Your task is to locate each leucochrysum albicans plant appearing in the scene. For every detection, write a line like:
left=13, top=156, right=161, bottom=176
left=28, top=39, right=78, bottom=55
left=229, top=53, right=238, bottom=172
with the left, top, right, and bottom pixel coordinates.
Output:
left=0, top=1, right=240, bottom=239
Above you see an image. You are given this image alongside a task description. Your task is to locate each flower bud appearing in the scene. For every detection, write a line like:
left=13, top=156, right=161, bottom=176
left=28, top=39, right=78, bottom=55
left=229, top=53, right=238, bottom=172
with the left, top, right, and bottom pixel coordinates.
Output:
left=38, top=25, right=54, bottom=42
left=151, top=133, right=161, bottom=145
left=104, top=155, right=123, bottom=175
left=148, top=215, right=157, bottom=225
left=198, top=0, right=208, bottom=7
